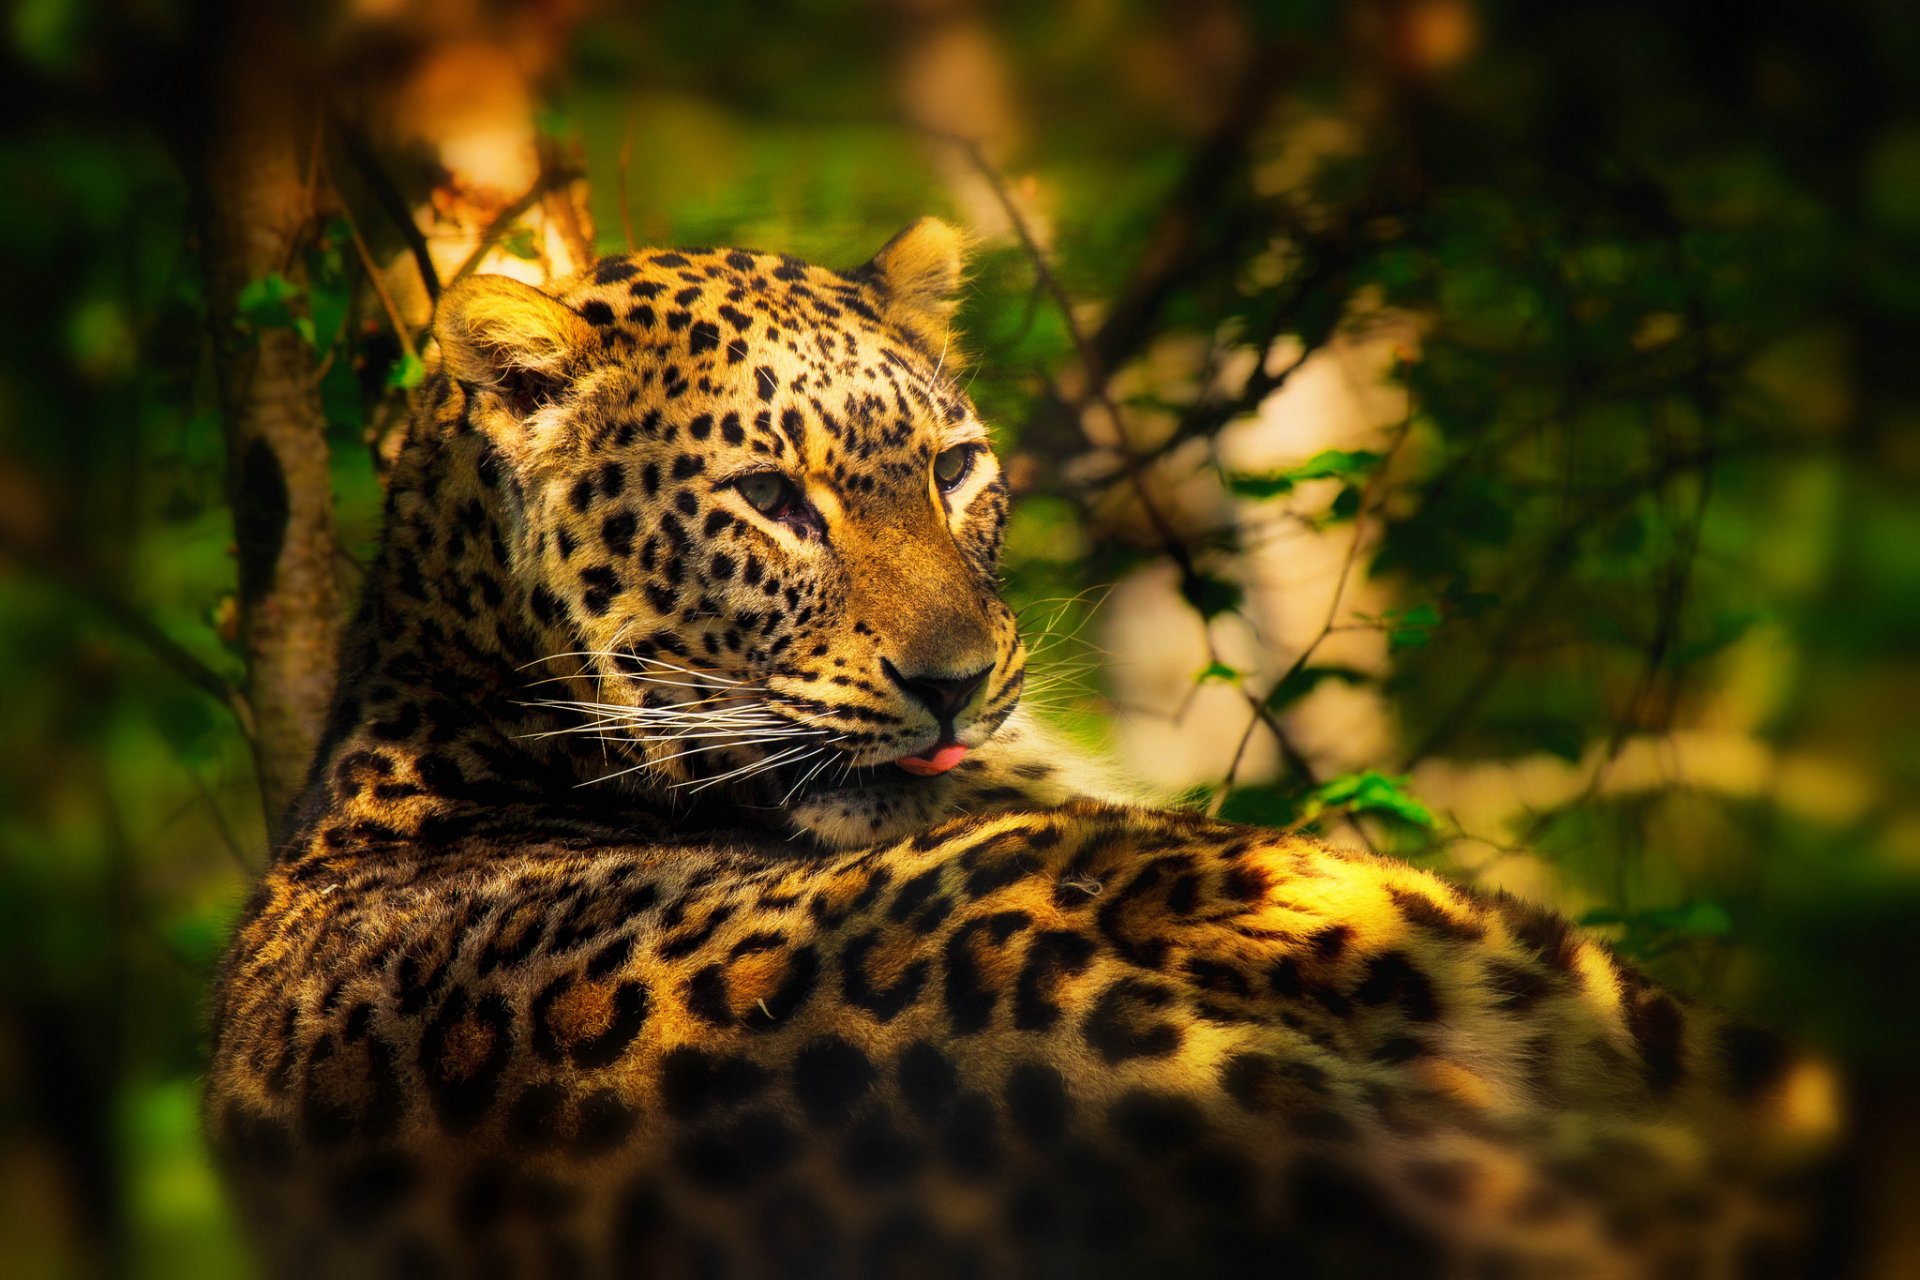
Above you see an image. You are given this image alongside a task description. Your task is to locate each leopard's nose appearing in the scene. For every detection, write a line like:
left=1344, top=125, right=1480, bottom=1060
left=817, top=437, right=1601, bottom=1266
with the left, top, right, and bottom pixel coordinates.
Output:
left=882, top=658, right=991, bottom=722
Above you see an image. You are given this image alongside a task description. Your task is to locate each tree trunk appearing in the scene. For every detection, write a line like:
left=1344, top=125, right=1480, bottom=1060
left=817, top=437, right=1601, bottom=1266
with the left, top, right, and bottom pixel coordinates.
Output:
left=201, top=10, right=340, bottom=840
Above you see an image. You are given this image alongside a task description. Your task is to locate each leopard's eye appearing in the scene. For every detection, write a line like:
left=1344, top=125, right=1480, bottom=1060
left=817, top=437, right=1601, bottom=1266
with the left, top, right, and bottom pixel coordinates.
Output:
left=733, top=471, right=801, bottom=517
left=731, top=470, right=823, bottom=538
left=934, top=443, right=979, bottom=493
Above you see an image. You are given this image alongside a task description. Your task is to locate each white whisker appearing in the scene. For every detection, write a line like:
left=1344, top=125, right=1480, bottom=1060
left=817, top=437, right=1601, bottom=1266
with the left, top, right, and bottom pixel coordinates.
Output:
left=524, top=651, right=745, bottom=686
left=780, top=749, right=839, bottom=805
left=679, top=743, right=820, bottom=794
left=579, top=729, right=827, bottom=788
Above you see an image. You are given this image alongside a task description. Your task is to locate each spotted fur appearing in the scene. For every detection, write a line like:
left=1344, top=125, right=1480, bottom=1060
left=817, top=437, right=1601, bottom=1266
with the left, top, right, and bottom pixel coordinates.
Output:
left=208, top=222, right=1834, bottom=1278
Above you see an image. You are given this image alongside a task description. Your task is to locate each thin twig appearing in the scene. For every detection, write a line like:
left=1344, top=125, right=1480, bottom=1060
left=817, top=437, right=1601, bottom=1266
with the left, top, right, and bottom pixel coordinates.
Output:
left=1263, top=362, right=1417, bottom=706
left=1395, top=449, right=1723, bottom=771
left=329, top=114, right=441, bottom=301
left=1506, top=235, right=1722, bottom=853
left=1206, top=710, right=1261, bottom=817
left=448, top=167, right=577, bottom=286
left=332, top=170, right=421, bottom=363
left=944, top=133, right=1202, bottom=582
left=1188, top=358, right=1416, bottom=851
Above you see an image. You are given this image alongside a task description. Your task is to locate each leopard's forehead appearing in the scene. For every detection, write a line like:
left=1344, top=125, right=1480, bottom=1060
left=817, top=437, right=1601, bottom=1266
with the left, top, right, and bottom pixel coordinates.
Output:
left=558, top=246, right=881, bottom=337
left=551, top=247, right=978, bottom=476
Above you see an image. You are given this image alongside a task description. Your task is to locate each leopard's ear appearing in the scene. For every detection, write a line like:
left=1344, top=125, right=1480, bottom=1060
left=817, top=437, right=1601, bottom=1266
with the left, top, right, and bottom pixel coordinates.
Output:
left=854, top=218, right=968, bottom=352
left=432, top=274, right=595, bottom=421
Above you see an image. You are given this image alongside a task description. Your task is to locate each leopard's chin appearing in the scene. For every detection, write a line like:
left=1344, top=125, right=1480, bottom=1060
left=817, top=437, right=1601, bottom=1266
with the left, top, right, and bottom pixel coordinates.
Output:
left=773, top=752, right=967, bottom=806
left=779, top=765, right=970, bottom=849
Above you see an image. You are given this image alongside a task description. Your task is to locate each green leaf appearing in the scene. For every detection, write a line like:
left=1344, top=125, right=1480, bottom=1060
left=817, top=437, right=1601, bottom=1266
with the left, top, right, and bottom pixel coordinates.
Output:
left=304, top=276, right=350, bottom=356
left=1674, top=900, right=1734, bottom=936
left=1217, top=782, right=1310, bottom=828
left=500, top=226, right=541, bottom=261
left=386, top=350, right=425, bottom=391
left=1306, top=770, right=1435, bottom=828
left=1225, top=472, right=1294, bottom=499
left=1290, top=448, right=1382, bottom=482
left=1385, top=602, right=1441, bottom=651
left=235, top=272, right=305, bottom=332
left=1224, top=448, right=1383, bottom=502
left=303, top=228, right=352, bottom=356
left=1196, top=660, right=1240, bottom=686
left=1578, top=900, right=1734, bottom=961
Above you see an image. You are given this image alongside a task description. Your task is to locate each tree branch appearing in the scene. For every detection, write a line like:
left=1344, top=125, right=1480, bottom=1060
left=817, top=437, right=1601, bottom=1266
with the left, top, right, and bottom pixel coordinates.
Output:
left=945, top=133, right=1205, bottom=588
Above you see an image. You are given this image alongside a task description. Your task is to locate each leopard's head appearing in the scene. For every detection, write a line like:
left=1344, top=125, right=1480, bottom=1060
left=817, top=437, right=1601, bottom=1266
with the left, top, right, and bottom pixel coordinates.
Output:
left=432, top=220, right=1029, bottom=845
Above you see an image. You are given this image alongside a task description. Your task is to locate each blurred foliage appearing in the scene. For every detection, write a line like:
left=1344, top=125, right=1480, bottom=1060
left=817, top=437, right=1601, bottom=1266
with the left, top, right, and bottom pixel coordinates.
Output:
left=2, top=0, right=1916, bottom=1274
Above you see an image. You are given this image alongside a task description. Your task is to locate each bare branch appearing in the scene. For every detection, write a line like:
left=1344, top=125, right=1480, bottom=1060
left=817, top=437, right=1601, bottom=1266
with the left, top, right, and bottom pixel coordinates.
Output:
left=939, top=129, right=1371, bottom=825
left=0, top=529, right=255, bottom=737
left=943, top=133, right=1205, bottom=587
left=330, top=164, right=421, bottom=363
left=329, top=114, right=441, bottom=302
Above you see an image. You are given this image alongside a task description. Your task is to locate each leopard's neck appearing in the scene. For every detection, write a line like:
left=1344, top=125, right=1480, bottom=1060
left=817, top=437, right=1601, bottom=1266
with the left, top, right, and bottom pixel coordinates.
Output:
left=282, top=381, right=751, bottom=862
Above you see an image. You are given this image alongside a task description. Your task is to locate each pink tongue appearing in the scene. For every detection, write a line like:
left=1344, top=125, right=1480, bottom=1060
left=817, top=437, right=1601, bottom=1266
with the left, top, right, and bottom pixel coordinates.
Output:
left=896, top=743, right=970, bottom=776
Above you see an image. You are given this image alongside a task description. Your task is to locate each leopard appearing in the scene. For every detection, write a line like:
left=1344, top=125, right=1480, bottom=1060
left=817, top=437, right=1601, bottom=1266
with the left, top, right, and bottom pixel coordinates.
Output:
left=206, top=219, right=1837, bottom=1278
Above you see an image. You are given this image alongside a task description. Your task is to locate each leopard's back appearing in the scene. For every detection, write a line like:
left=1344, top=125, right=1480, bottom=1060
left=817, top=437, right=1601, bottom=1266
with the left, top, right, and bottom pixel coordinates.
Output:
left=211, top=802, right=1832, bottom=1278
